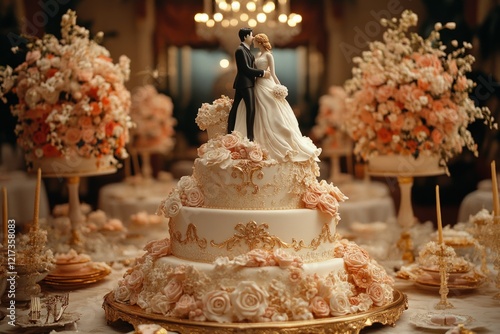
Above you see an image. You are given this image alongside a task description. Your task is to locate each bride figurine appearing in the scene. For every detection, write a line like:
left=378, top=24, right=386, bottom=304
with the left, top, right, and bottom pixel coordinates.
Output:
left=234, top=33, right=321, bottom=162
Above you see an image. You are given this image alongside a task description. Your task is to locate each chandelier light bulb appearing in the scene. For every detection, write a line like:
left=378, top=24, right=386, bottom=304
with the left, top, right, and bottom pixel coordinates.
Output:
left=214, top=12, right=223, bottom=22
left=246, top=1, right=256, bottom=12
left=218, top=1, right=228, bottom=11
left=278, top=13, right=287, bottom=23
left=240, top=13, right=249, bottom=21
left=221, top=19, right=230, bottom=27
left=206, top=19, right=215, bottom=27
left=263, top=2, right=275, bottom=13
left=257, top=13, right=267, bottom=23
left=230, top=18, right=238, bottom=26
left=231, top=1, right=240, bottom=12
left=248, top=18, right=257, bottom=27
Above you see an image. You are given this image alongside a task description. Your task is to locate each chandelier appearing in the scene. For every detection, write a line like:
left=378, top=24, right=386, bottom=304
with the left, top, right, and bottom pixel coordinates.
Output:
left=194, top=0, right=302, bottom=53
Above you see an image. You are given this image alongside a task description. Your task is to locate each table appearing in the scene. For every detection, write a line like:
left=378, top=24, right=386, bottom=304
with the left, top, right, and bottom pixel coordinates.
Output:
left=337, top=181, right=396, bottom=225
left=98, top=178, right=177, bottom=225
left=458, top=179, right=494, bottom=223
left=1, top=262, right=498, bottom=333
left=0, top=171, right=50, bottom=226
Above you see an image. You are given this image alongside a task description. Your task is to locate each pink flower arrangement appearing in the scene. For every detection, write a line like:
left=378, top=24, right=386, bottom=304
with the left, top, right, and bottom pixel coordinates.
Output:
left=130, top=85, right=176, bottom=153
left=312, top=86, right=352, bottom=151
left=0, top=10, right=133, bottom=168
left=343, top=10, right=496, bottom=166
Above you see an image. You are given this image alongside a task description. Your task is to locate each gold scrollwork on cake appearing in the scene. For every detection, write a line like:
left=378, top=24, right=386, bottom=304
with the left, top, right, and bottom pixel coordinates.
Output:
left=211, top=221, right=337, bottom=252
left=231, top=161, right=265, bottom=195
left=172, top=223, right=207, bottom=249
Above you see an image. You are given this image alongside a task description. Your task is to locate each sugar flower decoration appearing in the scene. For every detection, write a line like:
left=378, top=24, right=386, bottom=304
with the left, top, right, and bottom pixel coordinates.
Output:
left=343, top=10, right=496, bottom=166
left=0, top=10, right=133, bottom=169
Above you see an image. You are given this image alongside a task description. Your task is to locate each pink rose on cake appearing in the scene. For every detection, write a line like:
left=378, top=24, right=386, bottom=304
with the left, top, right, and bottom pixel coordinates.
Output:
left=366, top=282, right=393, bottom=307
left=202, top=290, right=233, bottom=323
left=143, top=238, right=171, bottom=258
left=231, top=281, right=269, bottom=322
left=172, top=294, right=198, bottom=318
left=163, top=278, right=183, bottom=304
left=309, top=296, right=331, bottom=318
left=343, top=10, right=496, bottom=167
left=303, top=180, right=347, bottom=217
left=114, top=284, right=131, bottom=303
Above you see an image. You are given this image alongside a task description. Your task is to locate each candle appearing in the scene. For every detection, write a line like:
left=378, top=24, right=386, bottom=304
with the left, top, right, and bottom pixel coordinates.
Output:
left=436, top=185, right=443, bottom=244
left=492, top=161, right=499, bottom=216
left=33, top=168, right=41, bottom=228
left=2, top=186, right=7, bottom=246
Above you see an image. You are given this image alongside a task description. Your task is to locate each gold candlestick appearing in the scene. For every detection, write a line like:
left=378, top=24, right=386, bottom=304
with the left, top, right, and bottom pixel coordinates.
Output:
left=434, top=185, right=454, bottom=309
left=2, top=186, right=7, bottom=246
left=492, top=161, right=499, bottom=216
left=33, top=168, right=41, bottom=229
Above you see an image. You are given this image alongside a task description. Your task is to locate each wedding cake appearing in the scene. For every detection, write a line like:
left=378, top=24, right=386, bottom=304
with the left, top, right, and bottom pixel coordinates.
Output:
left=109, top=97, right=398, bottom=326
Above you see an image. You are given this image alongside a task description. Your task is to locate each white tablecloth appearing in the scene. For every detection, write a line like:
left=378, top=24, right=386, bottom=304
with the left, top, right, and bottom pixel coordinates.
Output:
left=457, top=179, right=494, bottom=223
left=338, top=181, right=396, bottom=226
left=98, top=179, right=177, bottom=225
left=0, top=171, right=50, bottom=226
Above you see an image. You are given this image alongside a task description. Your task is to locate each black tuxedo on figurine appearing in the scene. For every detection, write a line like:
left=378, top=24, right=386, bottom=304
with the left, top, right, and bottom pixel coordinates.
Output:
left=227, top=37, right=265, bottom=141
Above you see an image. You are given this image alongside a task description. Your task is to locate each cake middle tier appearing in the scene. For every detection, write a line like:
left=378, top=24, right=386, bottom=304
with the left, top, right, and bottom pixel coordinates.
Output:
left=170, top=207, right=338, bottom=263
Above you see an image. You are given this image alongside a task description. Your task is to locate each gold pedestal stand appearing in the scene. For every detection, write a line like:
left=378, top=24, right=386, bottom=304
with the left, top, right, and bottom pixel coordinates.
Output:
left=103, top=290, right=407, bottom=334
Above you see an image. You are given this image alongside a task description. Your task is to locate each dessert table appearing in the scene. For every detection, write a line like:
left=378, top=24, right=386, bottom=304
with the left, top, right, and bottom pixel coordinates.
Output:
left=98, top=177, right=177, bottom=224
left=457, top=179, right=494, bottom=223
left=337, top=180, right=396, bottom=225
left=1, top=263, right=498, bottom=333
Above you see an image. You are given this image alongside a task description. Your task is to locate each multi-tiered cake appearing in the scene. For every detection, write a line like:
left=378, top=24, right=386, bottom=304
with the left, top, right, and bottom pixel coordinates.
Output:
left=108, top=97, right=398, bottom=327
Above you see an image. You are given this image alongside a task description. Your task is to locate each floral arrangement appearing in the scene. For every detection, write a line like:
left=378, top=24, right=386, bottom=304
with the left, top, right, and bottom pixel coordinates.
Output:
left=343, top=10, right=496, bottom=165
left=195, top=95, right=232, bottom=131
left=113, top=238, right=394, bottom=323
left=312, top=86, right=348, bottom=141
left=272, top=84, right=288, bottom=100
left=157, top=175, right=204, bottom=218
left=130, top=85, right=176, bottom=153
left=0, top=10, right=133, bottom=168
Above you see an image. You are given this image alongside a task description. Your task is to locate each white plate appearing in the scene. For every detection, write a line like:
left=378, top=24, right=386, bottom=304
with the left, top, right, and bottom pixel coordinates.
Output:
left=410, top=312, right=474, bottom=330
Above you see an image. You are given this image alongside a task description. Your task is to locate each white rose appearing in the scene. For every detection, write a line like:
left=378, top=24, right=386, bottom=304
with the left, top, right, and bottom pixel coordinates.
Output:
left=114, top=285, right=131, bottom=302
left=150, top=293, right=171, bottom=315
left=230, top=281, right=269, bottom=321
left=273, top=249, right=296, bottom=268
left=202, top=290, right=233, bottom=323
left=178, top=176, right=196, bottom=191
left=202, top=147, right=231, bottom=168
left=329, top=291, right=352, bottom=316
left=158, top=193, right=182, bottom=218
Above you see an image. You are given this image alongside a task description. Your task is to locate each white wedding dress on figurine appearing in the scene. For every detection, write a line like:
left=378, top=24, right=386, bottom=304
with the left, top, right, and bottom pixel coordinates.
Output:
left=234, top=53, right=321, bottom=162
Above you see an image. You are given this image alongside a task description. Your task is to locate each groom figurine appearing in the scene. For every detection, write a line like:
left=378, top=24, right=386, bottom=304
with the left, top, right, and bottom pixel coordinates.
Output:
left=227, top=27, right=269, bottom=141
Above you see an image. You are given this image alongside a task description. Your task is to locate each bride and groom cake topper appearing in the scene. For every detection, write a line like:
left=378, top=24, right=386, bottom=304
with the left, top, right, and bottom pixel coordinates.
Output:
left=227, top=27, right=321, bottom=162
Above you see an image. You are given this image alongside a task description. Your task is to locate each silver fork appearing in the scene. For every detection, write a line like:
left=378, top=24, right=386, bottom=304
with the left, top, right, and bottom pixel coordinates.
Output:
left=29, top=296, right=41, bottom=323
left=55, top=293, right=69, bottom=322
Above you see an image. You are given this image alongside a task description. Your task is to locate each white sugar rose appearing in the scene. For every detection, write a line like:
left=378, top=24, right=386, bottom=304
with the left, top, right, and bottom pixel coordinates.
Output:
left=247, top=147, right=263, bottom=162
left=143, top=238, right=171, bottom=258
left=163, top=279, right=183, bottom=304
left=202, top=147, right=232, bottom=168
left=150, top=293, right=171, bottom=315
left=202, top=290, right=233, bottom=323
left=158, top=194, right=182, bottom=218
left=185, top=187, right=204, bottom=207
left=178, top=176, right=196, bottom=191
left=273, top=249, right=297, bottom=268
left=329, top=291, right=352, bottom=316
left=114, top=285, right=131, bottom=302
left=231, top=281, right=269, bottom=321
left=124, top=270, right=144, bottom=291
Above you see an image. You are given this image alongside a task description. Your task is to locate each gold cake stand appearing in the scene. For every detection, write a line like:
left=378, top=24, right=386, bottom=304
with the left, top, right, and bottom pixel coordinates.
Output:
left=103, top=290, right=408, bottom=334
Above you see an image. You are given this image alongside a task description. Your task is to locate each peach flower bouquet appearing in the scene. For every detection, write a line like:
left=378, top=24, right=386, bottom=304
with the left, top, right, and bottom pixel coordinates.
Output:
left=343, top=10, right=496, bottom=166
left=0, top=10, right=133, bottom=169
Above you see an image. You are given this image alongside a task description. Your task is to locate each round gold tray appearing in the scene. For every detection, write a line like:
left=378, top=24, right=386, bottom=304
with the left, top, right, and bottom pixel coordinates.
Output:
left=103, top=290, right=408, bottom=334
